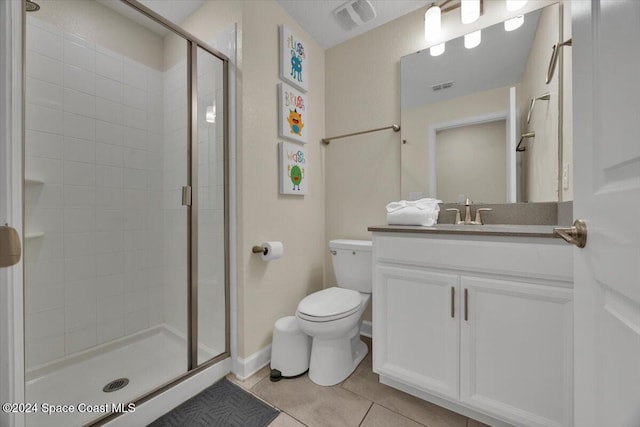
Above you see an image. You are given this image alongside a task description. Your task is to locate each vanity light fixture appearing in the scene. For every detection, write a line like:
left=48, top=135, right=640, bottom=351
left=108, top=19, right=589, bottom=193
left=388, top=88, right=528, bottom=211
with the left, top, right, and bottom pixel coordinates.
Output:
left=430, top=42, right=446, bottom=56
left=464, top=30, right=481, bottom=49
left=506, top=0, right=528, bottom=11
left=461, top=0, right=480, bottom=24
left=504, top=15, right=524, bottom=31
left=206, top=104, right=216, bottom=123
left=424, top=5, right=441, bottom=41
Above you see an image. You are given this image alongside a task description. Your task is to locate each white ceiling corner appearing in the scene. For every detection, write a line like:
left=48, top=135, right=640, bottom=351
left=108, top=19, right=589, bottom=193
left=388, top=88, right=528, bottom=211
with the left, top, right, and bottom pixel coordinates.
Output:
left=97, top=0, right=205, bottom=36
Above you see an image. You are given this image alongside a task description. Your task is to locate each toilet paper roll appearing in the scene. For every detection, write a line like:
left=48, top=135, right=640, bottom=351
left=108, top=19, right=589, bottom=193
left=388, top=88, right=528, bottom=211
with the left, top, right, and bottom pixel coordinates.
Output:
left=261, top=241, right=284, bottom=261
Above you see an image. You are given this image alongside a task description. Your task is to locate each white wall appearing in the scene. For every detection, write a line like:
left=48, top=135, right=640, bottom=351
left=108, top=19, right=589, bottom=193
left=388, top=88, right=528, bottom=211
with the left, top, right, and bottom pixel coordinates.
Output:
left=436, top=120, right=507, bottom=203
left=401, top=85, right=511, bottom=201
left=30, top=0, right=164, bottom=70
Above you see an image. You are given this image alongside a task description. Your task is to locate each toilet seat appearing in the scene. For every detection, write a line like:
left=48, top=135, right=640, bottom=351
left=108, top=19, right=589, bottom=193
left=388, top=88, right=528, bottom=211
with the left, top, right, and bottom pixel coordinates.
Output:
left=297, top=287, right=362, bottom=322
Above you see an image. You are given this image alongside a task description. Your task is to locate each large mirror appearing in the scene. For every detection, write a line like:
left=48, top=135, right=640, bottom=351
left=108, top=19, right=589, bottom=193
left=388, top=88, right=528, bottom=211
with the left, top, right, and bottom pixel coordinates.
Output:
left=400, top=3, right=570, bottom=203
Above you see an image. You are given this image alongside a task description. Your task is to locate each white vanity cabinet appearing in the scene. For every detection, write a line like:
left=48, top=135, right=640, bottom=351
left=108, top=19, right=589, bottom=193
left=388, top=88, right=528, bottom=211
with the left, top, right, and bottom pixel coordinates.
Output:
left=371, top=230, right=573, bottom=427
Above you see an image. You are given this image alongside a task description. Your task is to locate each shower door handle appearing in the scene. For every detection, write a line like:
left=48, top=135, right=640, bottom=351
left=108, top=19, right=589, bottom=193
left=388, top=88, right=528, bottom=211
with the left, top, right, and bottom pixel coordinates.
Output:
left=182, top=186, right=192, bottom=206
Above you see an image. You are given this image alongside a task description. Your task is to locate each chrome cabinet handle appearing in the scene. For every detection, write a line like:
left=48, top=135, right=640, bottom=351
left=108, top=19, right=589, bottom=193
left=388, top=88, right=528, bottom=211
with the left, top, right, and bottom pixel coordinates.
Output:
left=451, top=287, right=455, bottom=318
left=554, top=219, right=587, bottom=248
left=464, top=288, right=468, bottom=321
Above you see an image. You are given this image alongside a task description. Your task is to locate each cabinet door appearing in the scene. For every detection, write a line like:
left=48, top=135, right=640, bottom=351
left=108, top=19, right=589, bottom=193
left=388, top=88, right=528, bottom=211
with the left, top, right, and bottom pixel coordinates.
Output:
left=373, top=265, right=459, bottom=399
left=460, top=277, right=572, bottom=427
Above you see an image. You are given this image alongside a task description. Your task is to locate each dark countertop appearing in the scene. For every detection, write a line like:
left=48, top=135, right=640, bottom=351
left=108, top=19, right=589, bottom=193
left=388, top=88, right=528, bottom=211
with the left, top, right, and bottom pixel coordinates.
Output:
left=368, top=224, right=560, bottom=238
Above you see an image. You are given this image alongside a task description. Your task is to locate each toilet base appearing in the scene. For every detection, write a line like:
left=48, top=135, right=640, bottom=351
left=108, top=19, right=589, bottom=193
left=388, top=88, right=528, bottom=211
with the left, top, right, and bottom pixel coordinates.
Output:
left=308, top=328, right=368, bottom=386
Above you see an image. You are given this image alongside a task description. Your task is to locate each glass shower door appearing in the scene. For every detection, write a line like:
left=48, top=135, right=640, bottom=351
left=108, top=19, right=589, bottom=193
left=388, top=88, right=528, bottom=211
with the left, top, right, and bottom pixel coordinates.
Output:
left=195, top=46, right=227, bottom=366
left=23, top=2, right=190, bottom=425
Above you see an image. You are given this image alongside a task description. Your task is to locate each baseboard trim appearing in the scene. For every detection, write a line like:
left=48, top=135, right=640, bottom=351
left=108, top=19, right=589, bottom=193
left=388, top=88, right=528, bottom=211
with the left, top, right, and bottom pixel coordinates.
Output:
left=360, top=320, right=372, bottom=338
left=233, top=345, right=271, bottom=381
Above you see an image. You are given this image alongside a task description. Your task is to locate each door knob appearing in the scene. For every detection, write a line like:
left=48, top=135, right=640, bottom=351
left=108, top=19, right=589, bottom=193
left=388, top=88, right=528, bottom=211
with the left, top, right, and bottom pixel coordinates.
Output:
left=553, top=219, right=587, bottom=248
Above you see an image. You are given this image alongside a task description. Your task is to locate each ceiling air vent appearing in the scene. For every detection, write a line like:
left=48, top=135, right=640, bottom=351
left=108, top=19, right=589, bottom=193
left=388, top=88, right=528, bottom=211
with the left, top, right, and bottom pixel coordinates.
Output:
left=431, top=81, right=454, bottom=91
left=333, top=0, right=377, bottom=31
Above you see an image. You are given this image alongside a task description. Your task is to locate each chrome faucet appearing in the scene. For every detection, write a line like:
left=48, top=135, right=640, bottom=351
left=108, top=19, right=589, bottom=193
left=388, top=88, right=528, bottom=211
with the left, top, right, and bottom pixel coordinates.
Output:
left=464, top=198, right=473, bottom=223
left=445, top=199, right=492, bottom=225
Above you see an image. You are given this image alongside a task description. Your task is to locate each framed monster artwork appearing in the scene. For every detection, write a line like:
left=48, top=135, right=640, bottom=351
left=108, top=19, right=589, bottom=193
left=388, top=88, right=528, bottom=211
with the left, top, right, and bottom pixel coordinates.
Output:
left=279, top=141, right=308, bottom=195
left=279, top=24, right=308, bottom=92
left=278, top=82, right=308, bottom=144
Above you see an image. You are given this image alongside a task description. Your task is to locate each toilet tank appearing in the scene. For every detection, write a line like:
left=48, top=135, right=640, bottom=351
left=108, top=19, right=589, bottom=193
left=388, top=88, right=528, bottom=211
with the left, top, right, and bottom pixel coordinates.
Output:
left=329, top=239, right=372, bottom=293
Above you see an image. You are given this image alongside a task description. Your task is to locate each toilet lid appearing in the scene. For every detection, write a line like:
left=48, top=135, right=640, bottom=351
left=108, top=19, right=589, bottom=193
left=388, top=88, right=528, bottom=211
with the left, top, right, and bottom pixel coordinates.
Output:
left=297, top=287, right=362, bottom=319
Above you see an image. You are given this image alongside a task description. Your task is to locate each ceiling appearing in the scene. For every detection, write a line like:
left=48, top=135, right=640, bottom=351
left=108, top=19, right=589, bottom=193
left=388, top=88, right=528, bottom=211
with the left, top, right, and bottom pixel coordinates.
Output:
left=99, top=0, right=429, bottom=48
left=97, top=0, right=205, bottom=36
left=276, top=0, right=430, bottom=49
left=401, top=8, right=541, bottom=109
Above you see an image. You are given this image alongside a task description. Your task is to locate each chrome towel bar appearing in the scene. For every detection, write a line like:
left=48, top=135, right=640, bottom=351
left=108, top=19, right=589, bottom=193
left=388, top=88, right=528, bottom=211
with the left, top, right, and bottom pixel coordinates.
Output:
left=322, top=124, right=400, bottom=145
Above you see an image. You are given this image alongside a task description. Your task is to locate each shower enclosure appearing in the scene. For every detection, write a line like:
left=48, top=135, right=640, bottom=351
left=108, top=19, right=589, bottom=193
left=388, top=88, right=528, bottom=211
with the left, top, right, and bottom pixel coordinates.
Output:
left=22, top=1, right=229, bottom=425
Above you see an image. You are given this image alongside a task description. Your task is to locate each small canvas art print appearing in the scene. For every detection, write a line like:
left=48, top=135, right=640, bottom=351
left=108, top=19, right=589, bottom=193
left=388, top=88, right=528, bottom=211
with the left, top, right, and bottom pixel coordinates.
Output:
left=279, top=142, right=308, bottom=195
left=278, top=83, right=308, bottom=144
left=279, top=25, right=308, bottom=92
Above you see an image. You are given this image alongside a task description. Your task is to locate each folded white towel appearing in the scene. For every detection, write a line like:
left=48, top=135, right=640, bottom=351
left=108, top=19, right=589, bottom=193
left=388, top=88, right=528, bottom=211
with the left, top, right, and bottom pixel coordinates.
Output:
left=386, top=198, right=441, bottom=226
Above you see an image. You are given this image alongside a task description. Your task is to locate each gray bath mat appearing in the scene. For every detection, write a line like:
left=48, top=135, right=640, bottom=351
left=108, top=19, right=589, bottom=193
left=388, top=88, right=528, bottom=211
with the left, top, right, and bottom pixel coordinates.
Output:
left=148, top=377, right=279, bottom=427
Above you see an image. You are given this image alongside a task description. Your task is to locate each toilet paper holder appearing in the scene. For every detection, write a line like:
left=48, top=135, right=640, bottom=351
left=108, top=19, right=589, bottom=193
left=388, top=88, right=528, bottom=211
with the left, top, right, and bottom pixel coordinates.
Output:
left=252, top=241, right=284, bottom=261
left=252, top=245, right=268, bottom=255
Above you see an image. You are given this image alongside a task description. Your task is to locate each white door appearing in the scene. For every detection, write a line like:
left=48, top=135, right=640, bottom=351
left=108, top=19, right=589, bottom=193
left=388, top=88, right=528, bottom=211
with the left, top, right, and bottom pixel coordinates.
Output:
left=572, top=1, right=640, bottom=426
left=373, top=265, right=459, bottom=399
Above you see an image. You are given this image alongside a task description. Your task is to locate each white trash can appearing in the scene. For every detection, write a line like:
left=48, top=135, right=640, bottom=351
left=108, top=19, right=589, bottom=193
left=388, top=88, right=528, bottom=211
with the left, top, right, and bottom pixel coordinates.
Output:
left=270, top=316, right=311, bottom=381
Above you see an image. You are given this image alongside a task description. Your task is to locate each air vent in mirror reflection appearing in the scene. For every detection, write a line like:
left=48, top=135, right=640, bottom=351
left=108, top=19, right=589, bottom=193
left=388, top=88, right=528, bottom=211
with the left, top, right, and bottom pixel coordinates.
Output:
left=432, top=81, right=454, bottom=91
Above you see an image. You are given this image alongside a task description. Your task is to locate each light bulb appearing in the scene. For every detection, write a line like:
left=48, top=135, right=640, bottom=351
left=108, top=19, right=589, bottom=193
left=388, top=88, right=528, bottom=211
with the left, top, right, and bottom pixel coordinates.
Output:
left=430, top=42, right=445, bottom=57
left=504, top=15, right=524, bottom=32
left=461, top=0, right=480, bottom=24
left=206, top=105, right=216, bottom=123
left=506, top=0, right=528, bottom=11
left=424, top=6, right=441, bottom=41
left=464, top=30, right=481, bottom=49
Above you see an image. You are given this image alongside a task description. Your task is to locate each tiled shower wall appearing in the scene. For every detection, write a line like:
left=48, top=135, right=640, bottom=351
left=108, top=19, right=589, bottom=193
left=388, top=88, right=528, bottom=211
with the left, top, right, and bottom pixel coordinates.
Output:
left=161, top=58, right=189, bottom=339
left=24, top=17, right=166, bottom=368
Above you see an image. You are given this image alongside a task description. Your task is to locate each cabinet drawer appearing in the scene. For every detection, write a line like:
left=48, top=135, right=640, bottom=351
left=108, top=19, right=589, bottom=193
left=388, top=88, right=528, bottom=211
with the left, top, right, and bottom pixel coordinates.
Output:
left=373, top=233, right=572, bottom=284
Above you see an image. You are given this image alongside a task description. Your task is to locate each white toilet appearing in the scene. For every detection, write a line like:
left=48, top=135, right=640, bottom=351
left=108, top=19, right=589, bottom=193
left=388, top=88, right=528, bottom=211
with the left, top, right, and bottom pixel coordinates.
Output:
left=295, top=239, right=372, bottom=386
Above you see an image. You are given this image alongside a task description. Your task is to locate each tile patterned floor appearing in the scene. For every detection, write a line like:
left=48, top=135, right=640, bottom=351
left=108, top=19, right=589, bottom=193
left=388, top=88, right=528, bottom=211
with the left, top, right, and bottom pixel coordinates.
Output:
left=227, top=337, right=492, bottom=427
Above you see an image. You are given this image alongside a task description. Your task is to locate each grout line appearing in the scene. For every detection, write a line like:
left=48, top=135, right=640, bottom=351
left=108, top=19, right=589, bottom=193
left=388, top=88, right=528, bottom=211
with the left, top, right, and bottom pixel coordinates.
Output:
left=364, top=401, right=429, bottom=427
left=357, top=402, right=374, bottom=427
left=282, top=411, right=310, bottom=427
left=340, top=365, right=430, bottom=427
